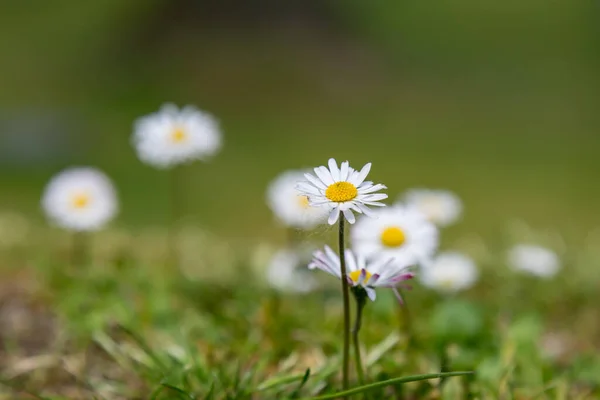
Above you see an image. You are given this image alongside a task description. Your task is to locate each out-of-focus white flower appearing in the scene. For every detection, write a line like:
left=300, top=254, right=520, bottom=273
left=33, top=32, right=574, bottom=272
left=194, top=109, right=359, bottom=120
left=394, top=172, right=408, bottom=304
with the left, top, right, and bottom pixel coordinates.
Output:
left=508, top=245, right=560, bottom=278
left=403, top=189, right=462, bottom=227
left=267, top=248, right=317, bottom=293
left=420, top=252, right=478, bottom=293
left=267, top=170, right=329, bottom=230
left=132, top=104, right=222, bottom=168
left=41, top=167, right=118, bottom=232
left=296, top=158, right=387, bottom=225
left=309, top=245, right=414, bottom=302
left=351, top=205, right=438, bottom=267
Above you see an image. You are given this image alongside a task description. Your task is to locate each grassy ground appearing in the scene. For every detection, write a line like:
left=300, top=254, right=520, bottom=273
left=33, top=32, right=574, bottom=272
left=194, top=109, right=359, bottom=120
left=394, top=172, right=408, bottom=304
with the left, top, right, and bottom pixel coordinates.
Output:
left=1, top=209, right=600, bottom=398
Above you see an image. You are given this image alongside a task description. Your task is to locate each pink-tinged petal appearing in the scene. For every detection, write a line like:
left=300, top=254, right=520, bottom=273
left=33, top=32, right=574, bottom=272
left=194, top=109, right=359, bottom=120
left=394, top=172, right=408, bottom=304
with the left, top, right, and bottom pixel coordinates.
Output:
left=358, top=268, right=368, bottom=285
left=392, top=288, right=404, bottom=305
left=389, top=273, right=415, bottom=283
left=328, top=158, right=340, bottom=181
left=369, top=273, right=381, bottom=285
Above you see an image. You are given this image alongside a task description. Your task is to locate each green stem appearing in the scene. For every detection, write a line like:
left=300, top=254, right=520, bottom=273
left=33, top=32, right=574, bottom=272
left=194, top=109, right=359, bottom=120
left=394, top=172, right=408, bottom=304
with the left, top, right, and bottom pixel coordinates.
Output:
left=397, top=288, right=413, bottom=345
left=72, top=231, right=88, bottom=269
left=439, top=344, right=449, bottom=384
left=168, top=167, right=181, bottom=268
left=299, top=371, right=474, bottom=400
left=352, top=290, right=367, bottom=386
left=338, top=217, right=351, bottom=391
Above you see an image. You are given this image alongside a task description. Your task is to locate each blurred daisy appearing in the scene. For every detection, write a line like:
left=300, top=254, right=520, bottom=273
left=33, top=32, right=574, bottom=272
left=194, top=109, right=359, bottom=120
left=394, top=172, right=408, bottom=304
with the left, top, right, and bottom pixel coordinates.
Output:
left=42, top=167, right=118, bottom=231
left=267, top=248, right=318, bottom=293
left=267, top=170, right=329, bottom=229
left=420, top=252, right=478, bottom=293
left=403, top=189, right=462, bottom=227
left=296, top=158, right=387, bottom=225
left=508, top=245, right=560, bottom=278
left=132, top=103, right=222, bottom=168
left=351, top=205, right=438, bottom=267
left=309, top=245, right=414, bottom=302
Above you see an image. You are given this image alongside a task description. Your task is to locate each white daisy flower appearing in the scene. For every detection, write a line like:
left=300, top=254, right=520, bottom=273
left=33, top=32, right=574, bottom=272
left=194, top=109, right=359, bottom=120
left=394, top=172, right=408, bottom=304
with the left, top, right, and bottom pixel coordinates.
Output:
left=266, top=170, right=329, bottom=230
left=508, top=244, right=560, bottom=278
left=41, top=167, right=118, bottom=232
left=266, top=248, right=318, bottom=293
left=309, top=245, right=414, bottom=302
left=403, top=189, right=463, bottom=227
left=351, top=204, right=438, bottom=267
left=296, top=158, right=387, bottom=225
left=132, top=103, right=222, bottom=168
left=420, top=252, right=478, bottom=293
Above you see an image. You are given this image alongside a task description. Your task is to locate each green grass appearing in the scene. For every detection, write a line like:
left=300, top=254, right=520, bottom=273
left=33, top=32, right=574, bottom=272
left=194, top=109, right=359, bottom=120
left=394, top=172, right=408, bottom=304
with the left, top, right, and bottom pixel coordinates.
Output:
left=1, top=217, right=600, bottom=399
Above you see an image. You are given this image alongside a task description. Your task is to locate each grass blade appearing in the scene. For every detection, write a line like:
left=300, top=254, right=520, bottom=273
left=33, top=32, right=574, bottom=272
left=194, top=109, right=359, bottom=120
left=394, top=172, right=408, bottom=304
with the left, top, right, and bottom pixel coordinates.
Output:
left=300, top=371, right=474, bottom=400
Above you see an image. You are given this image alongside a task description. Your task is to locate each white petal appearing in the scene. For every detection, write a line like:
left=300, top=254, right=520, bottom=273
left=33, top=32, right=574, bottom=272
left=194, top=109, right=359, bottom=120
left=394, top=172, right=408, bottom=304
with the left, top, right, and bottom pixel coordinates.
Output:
left=360, top=193, right=388, bottom=202
left=304, top=173, right=327, bottom=190
left=353, top=163, right=371, bottom=186
left=315, top=166, right=334, bottom=186
left=328, top=207, right=340, bottom=225
left=345, top=250, right=358, bottom=273
left=359, top=184, right=387, bottom=194
left=365, top=287, right=377, bottom=301
left=343, top=209, right=356, bottom=224
left=296, top=183, right=320, bottom=195
left=328, top=158, right=340, bottom=181
left=340, top=161, right=350, bottom=181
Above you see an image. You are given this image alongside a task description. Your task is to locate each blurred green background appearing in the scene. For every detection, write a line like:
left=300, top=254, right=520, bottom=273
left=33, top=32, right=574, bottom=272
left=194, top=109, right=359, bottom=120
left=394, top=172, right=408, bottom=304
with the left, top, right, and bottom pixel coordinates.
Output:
left=1, top=0, right=599, bottom=240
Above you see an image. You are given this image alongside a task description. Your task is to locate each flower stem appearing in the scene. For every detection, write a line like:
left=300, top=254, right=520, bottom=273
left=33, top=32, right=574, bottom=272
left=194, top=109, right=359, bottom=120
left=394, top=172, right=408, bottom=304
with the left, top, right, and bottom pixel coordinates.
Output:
left=352, top=289, right=367, bottom=386
left=338, top=217, right=350, bottom=390
left=71, top=231, right=88, bottom=269
left=168, top=167, right=182, bottom=268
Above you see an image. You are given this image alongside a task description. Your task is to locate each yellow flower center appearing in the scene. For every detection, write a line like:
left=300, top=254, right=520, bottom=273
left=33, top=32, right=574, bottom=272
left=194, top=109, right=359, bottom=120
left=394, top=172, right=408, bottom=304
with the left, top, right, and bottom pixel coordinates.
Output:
left=170, top=127, right=187, bottom=143
left=71, top=193, right=91, bottom=209
left=381, top=226, right=406, bottom=248
left=349, top=270, right=372, bottom=284
left=298, top=195, right=311, bottom=209
left=325, top=182, right=358, bottom=203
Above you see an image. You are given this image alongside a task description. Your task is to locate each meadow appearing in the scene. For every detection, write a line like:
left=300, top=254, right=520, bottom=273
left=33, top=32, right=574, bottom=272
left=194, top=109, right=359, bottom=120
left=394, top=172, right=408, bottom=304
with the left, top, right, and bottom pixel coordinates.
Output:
left=1, top=1, right=600, bottom=399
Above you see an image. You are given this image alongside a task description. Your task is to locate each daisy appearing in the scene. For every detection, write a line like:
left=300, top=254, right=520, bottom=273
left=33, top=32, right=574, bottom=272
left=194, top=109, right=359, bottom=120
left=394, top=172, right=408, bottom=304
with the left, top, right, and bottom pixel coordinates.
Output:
left=41, top=167, right=118, bottom=231
left=403, top=189, right=462, bottom=227
left=296, top=158, right=387, bottom=225
left=132, top=103, right=222, bottom=168
left=266, top=170, right=329, bottom=230
left=309, top=245, right=414, bottom=302
left=266, top=248, right=318, bottom=293
left=420, top=252, right=478, bottom=293
left=351, top=204, right=438, bottom=267
left=508, top=244, right=560, bottom=278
